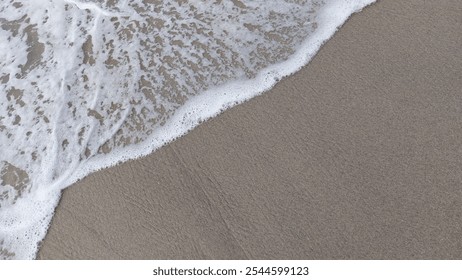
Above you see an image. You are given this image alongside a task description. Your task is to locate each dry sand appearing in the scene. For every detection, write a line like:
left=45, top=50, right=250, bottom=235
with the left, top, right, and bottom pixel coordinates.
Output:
left=37, top=0, right=462, bottom=259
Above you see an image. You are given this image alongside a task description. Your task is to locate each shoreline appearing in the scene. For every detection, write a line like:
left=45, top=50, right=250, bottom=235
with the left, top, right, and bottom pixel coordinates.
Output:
left=38, top=0, right=462, bottom=259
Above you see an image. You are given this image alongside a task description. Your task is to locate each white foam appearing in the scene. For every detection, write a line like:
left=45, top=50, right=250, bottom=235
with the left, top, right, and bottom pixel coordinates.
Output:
left=0, top=0, right=376, bottom=259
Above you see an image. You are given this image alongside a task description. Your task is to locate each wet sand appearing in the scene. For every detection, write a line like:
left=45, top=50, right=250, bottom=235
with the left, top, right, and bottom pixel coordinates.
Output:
left=38, top=0, right=462, bottom=259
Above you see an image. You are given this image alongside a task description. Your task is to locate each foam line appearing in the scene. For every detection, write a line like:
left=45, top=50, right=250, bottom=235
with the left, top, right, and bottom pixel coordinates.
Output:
left=0, top=0, right=376, bottom=259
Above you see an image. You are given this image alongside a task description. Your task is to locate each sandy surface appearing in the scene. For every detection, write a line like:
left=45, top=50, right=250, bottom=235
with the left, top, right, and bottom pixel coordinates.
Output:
left=37, top=0, right=462, bottom=259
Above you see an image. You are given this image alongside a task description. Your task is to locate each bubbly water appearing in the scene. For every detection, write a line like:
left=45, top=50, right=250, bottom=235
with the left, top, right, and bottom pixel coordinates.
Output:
left=0, top=0, right=375, bottom=259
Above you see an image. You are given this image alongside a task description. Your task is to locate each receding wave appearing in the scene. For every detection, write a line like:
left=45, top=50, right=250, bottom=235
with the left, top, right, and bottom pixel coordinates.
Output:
left=0, top=0, right=375, bottom=259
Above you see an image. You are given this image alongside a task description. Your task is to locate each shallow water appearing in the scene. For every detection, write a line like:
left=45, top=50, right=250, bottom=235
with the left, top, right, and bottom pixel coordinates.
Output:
left=0, top=0, right=375, bottom=259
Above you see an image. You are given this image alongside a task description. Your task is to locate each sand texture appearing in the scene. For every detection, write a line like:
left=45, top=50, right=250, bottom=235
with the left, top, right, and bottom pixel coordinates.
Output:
left=38, top=0, right=462, bottom=259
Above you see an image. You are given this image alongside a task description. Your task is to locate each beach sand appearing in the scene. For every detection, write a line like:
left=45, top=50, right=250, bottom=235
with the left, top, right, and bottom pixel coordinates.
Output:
left=37, top=0, right=462, bottom=259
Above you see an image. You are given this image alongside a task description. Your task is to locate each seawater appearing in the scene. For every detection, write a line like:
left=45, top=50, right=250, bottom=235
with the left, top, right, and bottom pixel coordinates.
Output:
left=0, top=0, right=376, bottom=259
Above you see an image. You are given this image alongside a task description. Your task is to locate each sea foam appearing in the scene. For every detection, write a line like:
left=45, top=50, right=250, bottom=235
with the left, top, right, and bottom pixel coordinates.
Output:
left=0, top=0, right=376, bottom=259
